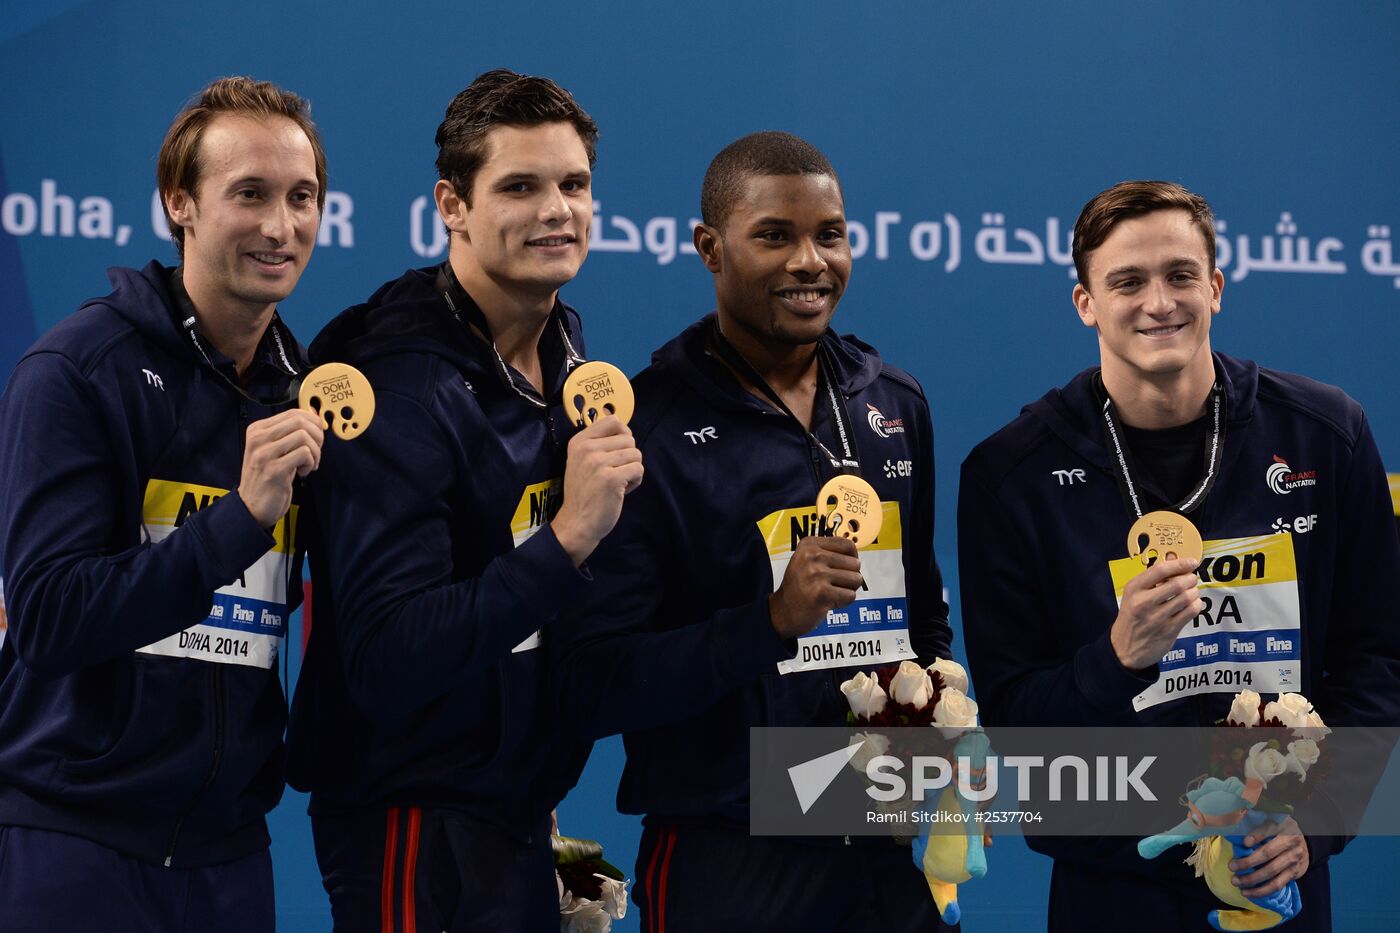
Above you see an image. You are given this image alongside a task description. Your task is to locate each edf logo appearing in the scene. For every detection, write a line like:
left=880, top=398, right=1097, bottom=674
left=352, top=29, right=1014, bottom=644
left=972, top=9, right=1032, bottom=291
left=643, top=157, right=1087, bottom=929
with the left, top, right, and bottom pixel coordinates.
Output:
left=1052, top=469, right=1086, bottom=486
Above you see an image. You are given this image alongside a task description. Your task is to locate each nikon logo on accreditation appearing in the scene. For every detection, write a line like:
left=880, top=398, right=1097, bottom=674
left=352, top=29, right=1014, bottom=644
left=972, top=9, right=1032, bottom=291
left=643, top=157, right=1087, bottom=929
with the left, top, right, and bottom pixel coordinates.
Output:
left=528, top=485, right=563, bottom=529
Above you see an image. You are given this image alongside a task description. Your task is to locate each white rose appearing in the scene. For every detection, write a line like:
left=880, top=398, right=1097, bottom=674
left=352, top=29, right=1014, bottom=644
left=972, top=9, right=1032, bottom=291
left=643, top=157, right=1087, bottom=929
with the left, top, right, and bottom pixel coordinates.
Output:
left=1227, top=689, right=1262, bottom=727
left=933, top=687, right=980, bottom=735
left=594, top=875, right=628, bottom=920
left=558, top=871, right=571, bottom=910
left=848, top=732, right=892, bottom=773
left=1244, top=740, right=1289, bottom=785
left=1294, top=710, right=1332, bottom=739
left=889, top=660, right=934, bottom=708
left=1283, top=738, right=1321, bottom=782
left=561, top=896, right=612, bottom=933
left=1262, top=700, right=1309, bottom=730
left=927, top=657, right=969, bottom=694
left=840, top=671, right=889, bottom=719
left=1276, top=693, right=1313, bottom=718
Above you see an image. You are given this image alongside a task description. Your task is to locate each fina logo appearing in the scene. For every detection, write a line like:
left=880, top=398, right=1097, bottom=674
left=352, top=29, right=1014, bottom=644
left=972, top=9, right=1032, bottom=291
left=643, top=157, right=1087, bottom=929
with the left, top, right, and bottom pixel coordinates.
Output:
left=1266, top=455, right=1318, bottom=495
left=866, top=404, right=905, bottom=438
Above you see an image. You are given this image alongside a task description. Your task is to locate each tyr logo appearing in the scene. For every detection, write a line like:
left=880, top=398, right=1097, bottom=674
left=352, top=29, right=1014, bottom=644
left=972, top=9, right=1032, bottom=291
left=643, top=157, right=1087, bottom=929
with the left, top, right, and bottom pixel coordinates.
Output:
left=1052, top=469, right=1086, bottom=486
left=684, top=426, right=718, bottom=445
left=141, top=368, right=164, bottom=391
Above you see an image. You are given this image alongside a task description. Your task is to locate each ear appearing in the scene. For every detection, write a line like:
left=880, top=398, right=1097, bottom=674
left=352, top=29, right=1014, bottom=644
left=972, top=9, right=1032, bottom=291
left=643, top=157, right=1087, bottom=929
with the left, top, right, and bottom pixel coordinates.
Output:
left=693, top=222, right=723, bottom=273
left=165, top=189, right=196, bottom=231
left=434, top=179, right=469, bottom=237
left=1209, top=266, right=1224, bottom=315
left=1072, top=281, right=1097, bottom=329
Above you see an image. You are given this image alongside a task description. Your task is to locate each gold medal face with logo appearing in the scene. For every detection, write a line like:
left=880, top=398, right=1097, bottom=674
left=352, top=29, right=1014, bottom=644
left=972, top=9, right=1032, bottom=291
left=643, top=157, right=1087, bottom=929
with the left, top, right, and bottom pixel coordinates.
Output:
left=299, top=363, right=376, bottom=441
left=563, top=361, right=634, bottom=427
left=1127, top=510, right=1203, bottom=566
left=817, top=475, right=883, bottom=549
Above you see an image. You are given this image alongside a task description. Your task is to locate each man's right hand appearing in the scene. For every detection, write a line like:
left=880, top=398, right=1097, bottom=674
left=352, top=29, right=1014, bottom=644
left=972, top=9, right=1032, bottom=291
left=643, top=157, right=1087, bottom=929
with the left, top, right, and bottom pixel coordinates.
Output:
left=1110, top=557, right=1204, bottom=670
left=551, top=415, right=644, bottom=567
left=769, top=535, right=863, bottom=640
left=238, top=409, right=325, bottom=528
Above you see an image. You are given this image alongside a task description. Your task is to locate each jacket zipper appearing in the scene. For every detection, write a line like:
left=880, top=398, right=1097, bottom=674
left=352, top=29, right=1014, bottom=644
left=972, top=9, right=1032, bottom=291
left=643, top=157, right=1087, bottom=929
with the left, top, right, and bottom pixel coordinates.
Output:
left=164, top=666, right=226, bottom=867
left=165, top=399, right=244, bottom=867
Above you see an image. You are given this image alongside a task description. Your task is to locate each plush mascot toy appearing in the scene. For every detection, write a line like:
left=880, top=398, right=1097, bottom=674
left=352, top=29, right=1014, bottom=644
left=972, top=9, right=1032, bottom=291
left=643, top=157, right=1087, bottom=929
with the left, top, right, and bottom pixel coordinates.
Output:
left=1138, top=776, right=1301, bottom=931
left=910, top=731, right=991, bottom=925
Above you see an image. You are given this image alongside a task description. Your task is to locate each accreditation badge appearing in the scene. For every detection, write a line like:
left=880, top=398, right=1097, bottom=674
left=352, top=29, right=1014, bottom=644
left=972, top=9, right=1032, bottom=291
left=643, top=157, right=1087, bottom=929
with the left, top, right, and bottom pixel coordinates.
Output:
left=507, top=478, right=563, bottom=653
left=760, top=501, right=914, bottom=675
left=1108, top=533, right=1303, bottom=712
left=136, top=479, right=294, bottom=669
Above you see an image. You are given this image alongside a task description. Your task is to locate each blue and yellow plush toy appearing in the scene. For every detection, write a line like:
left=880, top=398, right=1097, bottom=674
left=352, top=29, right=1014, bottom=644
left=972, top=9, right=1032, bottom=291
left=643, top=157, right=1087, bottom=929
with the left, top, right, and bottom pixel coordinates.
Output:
left=1138, top=776, right=1301, bottom=931
left=909, top=731, right=991, bottom=925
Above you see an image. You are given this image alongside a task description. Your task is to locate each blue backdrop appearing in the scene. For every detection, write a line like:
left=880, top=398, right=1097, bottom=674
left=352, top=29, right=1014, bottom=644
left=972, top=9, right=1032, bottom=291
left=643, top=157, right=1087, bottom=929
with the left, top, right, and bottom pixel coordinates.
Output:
left=3, top=2, right=1398, bottom=929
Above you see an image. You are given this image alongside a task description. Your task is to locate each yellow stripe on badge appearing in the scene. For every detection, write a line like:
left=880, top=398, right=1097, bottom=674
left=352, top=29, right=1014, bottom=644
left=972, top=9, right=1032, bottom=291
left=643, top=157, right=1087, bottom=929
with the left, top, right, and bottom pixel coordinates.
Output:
left=510, top=478, right=563, bottom=540
left=757, top=501, right=902, bottom=557
left=1110, top=532, right=1297, bottom=596
left=1389, top=473, right=1399, bottom=517
left=143, top=478, right=296, bottom=554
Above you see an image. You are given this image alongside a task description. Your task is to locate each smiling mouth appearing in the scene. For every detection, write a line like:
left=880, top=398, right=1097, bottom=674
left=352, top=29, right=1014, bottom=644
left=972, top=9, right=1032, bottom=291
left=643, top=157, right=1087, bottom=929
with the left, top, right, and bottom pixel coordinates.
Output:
left=249, top=252, right=291, bottom=267
left=1140, top=323, right=1186, bottom=337
left=773, top=285, right=835, bottom=313
left=526, top=235, right=575, bottom=248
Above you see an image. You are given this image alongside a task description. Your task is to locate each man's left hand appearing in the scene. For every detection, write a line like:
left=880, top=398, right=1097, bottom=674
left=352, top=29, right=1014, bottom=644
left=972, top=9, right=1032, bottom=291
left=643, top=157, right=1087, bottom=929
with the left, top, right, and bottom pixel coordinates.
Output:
left=1230, top=817, right=1309, bottom=898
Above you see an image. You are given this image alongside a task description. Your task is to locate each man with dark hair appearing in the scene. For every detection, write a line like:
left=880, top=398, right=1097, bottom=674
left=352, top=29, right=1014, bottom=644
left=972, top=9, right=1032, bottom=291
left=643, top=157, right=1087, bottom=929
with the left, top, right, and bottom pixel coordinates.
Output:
left=549, top=131, right=957, bottom=931
left=959, top=179, right=1400, bottom=931
left=287, top=69, right=641, bottom=932
left=0, top=76, right=326, bottom=932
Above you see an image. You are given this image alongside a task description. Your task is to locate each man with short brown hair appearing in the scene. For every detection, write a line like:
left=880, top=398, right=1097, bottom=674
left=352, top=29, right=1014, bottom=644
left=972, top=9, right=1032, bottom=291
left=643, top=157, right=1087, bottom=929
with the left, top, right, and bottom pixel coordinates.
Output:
left=0, top=76, right=326, bottom=932
left=287, top=69, right=641, bottom=932
left=959, top=180, right=1400, bottom=931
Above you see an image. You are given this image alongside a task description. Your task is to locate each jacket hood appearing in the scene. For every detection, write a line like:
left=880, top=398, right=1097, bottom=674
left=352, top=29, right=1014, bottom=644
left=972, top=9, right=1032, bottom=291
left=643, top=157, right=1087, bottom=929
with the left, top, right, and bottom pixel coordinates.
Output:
left=1023, top=352, right=1261, bottom=468
left=651, top=313, right=886, bottom=414
left=97, top=261, right=193, bottom=359
left=309, top=267, right=584, bottom=387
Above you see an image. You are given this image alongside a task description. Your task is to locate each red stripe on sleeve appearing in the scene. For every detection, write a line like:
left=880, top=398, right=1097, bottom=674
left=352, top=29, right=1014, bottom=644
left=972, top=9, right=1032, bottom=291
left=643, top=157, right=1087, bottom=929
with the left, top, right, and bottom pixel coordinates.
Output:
left=381, top=807, right=399, bottom=933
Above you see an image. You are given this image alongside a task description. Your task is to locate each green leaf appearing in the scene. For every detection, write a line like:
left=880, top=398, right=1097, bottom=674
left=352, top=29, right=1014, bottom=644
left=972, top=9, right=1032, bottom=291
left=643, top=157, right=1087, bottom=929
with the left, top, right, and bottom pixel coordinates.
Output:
left=552, top=835, right=604, bottom=865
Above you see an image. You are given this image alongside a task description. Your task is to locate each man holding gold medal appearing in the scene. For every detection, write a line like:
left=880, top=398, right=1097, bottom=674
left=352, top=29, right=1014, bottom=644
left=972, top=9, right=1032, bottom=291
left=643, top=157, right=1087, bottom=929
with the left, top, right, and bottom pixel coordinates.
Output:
left=0, top=78, right=326, bottom=930
left=550, top=132, right=957, bottom=931
left=959, top=180, right=1400, bottom=931
left=286, top=71, right=642, bottom=931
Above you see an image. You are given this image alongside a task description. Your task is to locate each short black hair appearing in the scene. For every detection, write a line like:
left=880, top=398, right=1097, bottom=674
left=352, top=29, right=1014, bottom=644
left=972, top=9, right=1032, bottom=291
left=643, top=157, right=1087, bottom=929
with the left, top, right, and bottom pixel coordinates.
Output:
left=435, top=69, right=598, bottom=206
left=700, top=131, right=840, bottom=230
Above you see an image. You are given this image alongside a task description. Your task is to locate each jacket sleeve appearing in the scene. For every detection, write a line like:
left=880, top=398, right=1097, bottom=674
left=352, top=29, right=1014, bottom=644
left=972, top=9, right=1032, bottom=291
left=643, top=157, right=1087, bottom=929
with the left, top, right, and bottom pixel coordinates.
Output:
left=315, top=386, right=590, bottom=720
left=958, top=456, right=1153, bottom=726
left=906, top=392, right=953, bottom=666
left=546, top=467, right=796, bottom=741
left=1298, top=414, right=1400, bottom=858
left=0, top=352, right=277, bottom=677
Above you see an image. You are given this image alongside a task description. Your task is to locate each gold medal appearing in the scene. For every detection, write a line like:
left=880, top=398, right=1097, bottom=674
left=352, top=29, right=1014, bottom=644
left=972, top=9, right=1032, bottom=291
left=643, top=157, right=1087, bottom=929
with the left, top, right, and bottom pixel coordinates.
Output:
left=1127, top=510, right=1203, bottom=566
left=563, top=361, right=634, bottom=427
left=816, top=475, right=883, bottom=549
left=299, top=363, right=376, bottom=441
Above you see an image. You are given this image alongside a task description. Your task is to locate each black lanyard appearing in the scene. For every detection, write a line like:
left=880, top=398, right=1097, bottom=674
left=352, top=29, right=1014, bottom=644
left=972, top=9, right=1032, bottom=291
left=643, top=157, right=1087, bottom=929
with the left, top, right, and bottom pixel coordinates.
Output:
left=435, top=263, right=583, bottom=410
left=1094, top=370, right=1226, bottom=519
left=169, top=269, right=301, bottom=405
left=708, top=318, right=862, bottom=477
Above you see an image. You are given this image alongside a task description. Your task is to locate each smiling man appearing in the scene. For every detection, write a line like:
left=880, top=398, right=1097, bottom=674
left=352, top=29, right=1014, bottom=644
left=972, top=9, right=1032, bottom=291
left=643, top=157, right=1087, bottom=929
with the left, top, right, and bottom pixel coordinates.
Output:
left=958, top=180, right=1400, bottom=931
left=0, top=77, right=326, bottom=932
left=286, top=70, right=642, bottom=932
left=549, top=131, right=957, bottom=931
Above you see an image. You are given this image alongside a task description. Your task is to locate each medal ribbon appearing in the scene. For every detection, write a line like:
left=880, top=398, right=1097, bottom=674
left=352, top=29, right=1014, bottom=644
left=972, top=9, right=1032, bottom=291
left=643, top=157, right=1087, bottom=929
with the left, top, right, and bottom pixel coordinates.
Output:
left=169, top=269, right=301, bottom=405
left=708, top=318, right=862, bottom=477
left=436, top=262, right=583, bottom=410
left=1093, top=368, right=1227, bottom=520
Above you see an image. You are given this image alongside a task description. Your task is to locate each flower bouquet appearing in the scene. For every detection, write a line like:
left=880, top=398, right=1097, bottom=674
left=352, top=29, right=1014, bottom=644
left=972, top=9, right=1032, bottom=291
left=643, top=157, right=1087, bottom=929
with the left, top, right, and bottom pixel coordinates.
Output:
left=1138, top=689, right=1330, bottom=931
left=839, top=658, right=988, bottom=925
left=552, top=834, right=629, bottom=933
